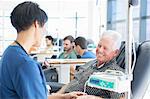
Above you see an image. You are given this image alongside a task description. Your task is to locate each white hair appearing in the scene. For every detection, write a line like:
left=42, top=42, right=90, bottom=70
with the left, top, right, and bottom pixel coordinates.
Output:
left=101, top=30, right=122, bottom=50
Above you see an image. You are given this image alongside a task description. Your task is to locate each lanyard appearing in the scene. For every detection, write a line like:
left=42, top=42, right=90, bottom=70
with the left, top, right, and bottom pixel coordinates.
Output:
left=15, top=40, right=28, bottom=55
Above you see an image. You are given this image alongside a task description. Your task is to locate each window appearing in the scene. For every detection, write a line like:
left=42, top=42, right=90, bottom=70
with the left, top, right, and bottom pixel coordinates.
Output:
left=0, top=0, right=98, bottom=54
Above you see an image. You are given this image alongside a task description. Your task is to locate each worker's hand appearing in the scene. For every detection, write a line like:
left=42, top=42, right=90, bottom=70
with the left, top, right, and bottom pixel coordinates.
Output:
left=63, top=91, right=86, bottom=99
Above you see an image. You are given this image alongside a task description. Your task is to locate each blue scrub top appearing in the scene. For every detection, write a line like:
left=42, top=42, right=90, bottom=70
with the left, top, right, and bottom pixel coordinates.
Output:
left=81, top=51, right=96, bottom=59
left=0, top=45, right=47, bottom=99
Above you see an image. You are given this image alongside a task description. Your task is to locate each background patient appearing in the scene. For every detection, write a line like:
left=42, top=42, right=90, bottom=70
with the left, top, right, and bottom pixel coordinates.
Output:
left=74, top=36, right=96, bottom=59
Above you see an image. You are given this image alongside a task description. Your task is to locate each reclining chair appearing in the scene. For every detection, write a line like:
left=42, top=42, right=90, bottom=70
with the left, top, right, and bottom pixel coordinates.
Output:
left=131, top=40, right=150, bottom=99
left=116, top=41, right=150, bottom=98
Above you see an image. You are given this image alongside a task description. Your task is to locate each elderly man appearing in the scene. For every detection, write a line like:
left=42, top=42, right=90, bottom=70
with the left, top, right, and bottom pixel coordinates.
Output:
left=58, top=30, right=124, bottom=98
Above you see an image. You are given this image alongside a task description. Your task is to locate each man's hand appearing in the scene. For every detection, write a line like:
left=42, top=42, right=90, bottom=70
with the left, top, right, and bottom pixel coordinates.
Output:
left=76, top=95, right=102, bottom=99
left=63, top=91, right=86, bottom=99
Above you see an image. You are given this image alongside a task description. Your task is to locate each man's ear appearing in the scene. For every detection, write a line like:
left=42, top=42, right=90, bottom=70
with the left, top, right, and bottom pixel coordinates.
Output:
left=114, top=49, right=120, bottom=57
left=77, top=45, right=81, bottom=50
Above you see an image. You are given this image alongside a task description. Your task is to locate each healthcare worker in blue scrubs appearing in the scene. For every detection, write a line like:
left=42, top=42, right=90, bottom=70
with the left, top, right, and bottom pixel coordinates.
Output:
left=0, top=1, right=85, bottom=99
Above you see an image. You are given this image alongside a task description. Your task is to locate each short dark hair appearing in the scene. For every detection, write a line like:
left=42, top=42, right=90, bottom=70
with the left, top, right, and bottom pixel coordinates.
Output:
left=10, top=1, right=48, bottom=33
left=74, top=37, right=87, bottom=49
left=45, top=35, right=54, bottom=42
left=45, top=35, right=54, bottom=45
left=63, top=35, right=74, bottom=43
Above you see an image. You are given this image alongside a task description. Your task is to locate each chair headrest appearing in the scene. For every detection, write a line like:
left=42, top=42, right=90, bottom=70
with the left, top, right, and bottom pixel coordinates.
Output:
left=132, top=40, right=150, bottom=99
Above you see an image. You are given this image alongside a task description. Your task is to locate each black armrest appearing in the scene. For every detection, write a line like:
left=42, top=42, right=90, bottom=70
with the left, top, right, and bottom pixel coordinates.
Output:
left=46, top=82, right=65, bottom=93
left=43, top=68, right=58, bottom=82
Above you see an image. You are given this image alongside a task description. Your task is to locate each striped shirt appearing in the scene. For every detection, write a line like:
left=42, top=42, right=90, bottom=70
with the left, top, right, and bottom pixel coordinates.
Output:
left=65, top=59, right=124, bottom=98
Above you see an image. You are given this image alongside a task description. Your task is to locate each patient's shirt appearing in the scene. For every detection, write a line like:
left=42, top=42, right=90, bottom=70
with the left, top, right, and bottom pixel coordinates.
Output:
left=65, top=59, right=124, bottom=98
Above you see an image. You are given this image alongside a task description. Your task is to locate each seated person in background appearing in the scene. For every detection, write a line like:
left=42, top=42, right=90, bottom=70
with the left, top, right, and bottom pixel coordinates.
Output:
left=74, top=36, right=96, bottom=59
left=58, top=35, right=77, bottom=59
left=43, top=35, right=54, bottom=53
left=70, top=36, right=96, bottom=80
left=30, top=36, right=54, bottom=54
left=57, top=30, right=125, bottom=99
